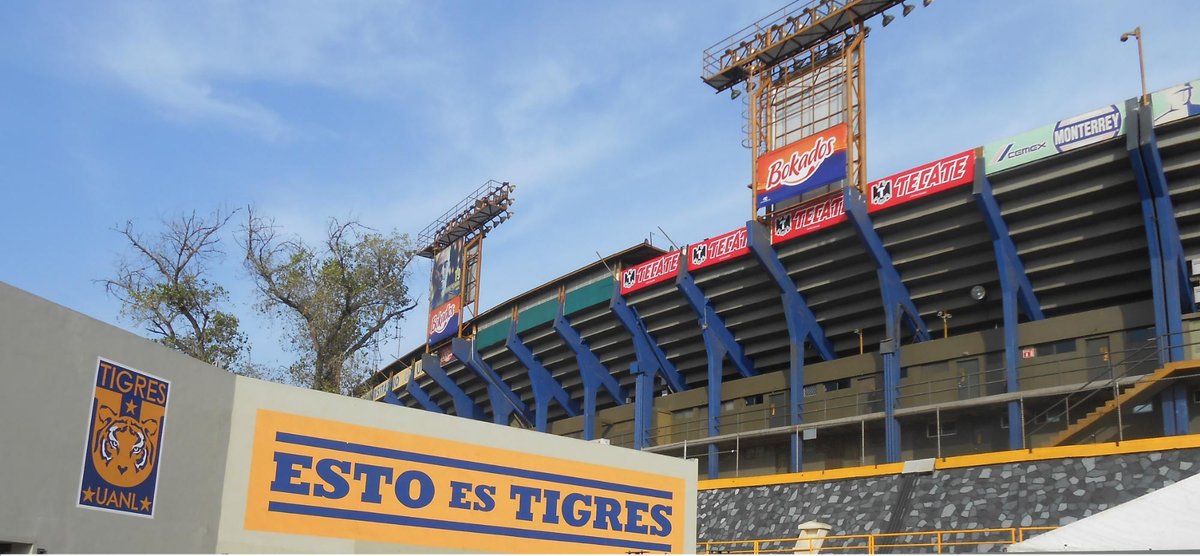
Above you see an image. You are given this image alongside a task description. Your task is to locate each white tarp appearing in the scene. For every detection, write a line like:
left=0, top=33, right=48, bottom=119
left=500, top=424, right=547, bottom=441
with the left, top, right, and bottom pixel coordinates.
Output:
left=1008, top=471, right=1200, bottom=552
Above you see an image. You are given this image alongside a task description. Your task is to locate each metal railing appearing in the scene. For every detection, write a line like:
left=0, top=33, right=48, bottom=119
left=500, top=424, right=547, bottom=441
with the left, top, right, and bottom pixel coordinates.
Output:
left=699, top=526, right=1057, bottom=554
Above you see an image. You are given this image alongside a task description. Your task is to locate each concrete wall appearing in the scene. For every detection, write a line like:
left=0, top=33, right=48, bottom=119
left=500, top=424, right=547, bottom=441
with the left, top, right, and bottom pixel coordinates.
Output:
left=697, top=448, right=1200, bottom=550
left=0, top=282, right=697, bottom=553
left=0, top=282, right=235, bottom=553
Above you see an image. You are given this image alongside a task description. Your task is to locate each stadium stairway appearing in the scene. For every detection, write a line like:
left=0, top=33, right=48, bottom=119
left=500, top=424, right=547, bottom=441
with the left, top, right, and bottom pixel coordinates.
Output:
left=1050, top=360, right=1200, bottom=446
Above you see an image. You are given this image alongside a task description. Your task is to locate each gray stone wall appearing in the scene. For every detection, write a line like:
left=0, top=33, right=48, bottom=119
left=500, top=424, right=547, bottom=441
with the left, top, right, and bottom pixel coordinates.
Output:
left=699, top=448, right=1200, bottom=550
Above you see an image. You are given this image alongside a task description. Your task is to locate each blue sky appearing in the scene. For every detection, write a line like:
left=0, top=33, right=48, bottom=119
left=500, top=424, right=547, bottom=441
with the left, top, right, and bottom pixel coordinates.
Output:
left=2, top=0, right=1197, bottom=372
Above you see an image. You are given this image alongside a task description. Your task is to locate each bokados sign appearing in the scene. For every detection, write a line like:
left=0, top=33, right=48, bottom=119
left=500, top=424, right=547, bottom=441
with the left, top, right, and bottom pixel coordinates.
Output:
left=755, top=123, right=848, bottom=209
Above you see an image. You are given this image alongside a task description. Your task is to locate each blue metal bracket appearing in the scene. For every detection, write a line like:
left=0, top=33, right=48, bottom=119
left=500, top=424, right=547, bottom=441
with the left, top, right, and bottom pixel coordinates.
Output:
left=746, top=220, right=835, bottom=472
left=553, top=302, right=626, bottom=441
left=843, top=187, right=930, bottom=463
left=402, top=374, right=444, bottom=413
left=611, top=277, right=688, bottom=450
left=420, top=353, right=482, bottom=419
left=506, top=319, right=581, bottom=432
left=610, top=289, right=687, bottom=394
left=451, top=337, right=533, bottom=428
left=974, top=159, right=1045, bottom=450
left=676, top=264, right=757, bottom=479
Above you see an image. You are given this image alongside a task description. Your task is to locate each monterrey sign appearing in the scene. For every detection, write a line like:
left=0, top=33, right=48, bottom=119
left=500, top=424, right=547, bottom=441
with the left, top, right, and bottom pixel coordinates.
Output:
left=984, top=104, right=1126, bottom=174
left=619, top=250, right=683, bottom=295
left=244, top=410, right=686, bottom=553
left=755, top=123, right=848, bottom=209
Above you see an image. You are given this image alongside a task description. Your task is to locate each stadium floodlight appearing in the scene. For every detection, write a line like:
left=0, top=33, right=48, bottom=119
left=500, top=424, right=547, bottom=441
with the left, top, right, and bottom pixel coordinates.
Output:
left=902, top=3, right=914, bottom=16
left=882, top=13, right=895, bottom=26
left=731, top=88, right=742, bottom=100
left=923, top=0, right=933, bottom=6
left=1120, top=26, right=1148, bottom=105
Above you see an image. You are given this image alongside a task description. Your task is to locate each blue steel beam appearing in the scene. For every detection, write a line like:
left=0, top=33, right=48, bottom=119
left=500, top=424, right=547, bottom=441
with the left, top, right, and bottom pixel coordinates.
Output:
left=403, top=373, right=444, bottom=413
left=420, top=353, right=482, bottom=419
left=676, top=263, right=757, bottom=479
left=506, top=319, right=581, bottom=432
left=1125, top=98, right=1193, bottom=434
left=746, top=220, right=835, bottom=472
left=974, top=158, right=1045, bottom=450
left=451, top=337, right=533, bottom=428
left=843, top=187, right=930, bottom=463
left=611, top=275, right=688, bottom=450
left=553, top=302, right=627, bottom=441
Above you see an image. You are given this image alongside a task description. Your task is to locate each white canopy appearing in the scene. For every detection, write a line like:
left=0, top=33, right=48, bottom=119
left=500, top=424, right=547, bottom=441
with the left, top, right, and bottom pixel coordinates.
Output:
left=1008, top=471, right=1200, bottom=552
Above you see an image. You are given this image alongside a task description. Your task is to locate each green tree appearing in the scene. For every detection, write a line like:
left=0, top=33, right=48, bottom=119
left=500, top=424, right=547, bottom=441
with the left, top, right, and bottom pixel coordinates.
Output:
left=102, top=209, right=248, bottom=370
left=242, top=210, right=418, bottom=394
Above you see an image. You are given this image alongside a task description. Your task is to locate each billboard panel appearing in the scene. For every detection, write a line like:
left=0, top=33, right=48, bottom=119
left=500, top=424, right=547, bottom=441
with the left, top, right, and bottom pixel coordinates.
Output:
left=243, top=409, right=689, bottom=553
left=687, top=227, right=749, bottom=272
left=771, top=190, right=846, bottom=245
left=984, top=104, right=1126, bottom=174
left=867, top=150, right=975, bottom=213
left=1151, top=79, right=1200, bottom=127
left=427, top=240, right=464, bottom=345
left=755, top=123, right=848, bottom=209
left=619, top=250, right=684, bottom=295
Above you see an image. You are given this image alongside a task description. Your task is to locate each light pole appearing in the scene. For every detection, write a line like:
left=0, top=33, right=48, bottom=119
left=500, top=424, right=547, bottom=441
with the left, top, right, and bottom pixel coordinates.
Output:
left=1120, top=26, right=1148, bottom=106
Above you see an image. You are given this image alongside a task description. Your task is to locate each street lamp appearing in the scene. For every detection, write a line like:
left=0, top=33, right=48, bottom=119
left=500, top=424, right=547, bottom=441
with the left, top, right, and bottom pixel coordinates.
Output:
left=1120, top=26, right=1148, bottom=106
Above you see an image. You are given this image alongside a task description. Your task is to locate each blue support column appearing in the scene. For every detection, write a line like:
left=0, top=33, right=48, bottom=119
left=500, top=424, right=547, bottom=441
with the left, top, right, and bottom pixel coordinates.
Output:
left=1126, top=98, right=1194, bottom=434
left=403, top=375, right=444, bottom=413
left=974, top=161, right=1045, bottom=450
left=676, top=263, right=757, bottom=479
left=506, top=320, right=581, bottom=432
left=451, top=337, right=533, bottom=428
left=611, top=279, right=688, bottom=451
left=420, top=353, right=482, bottom=419
left=746, top=220, right=835, bottom=472
left=553, top=302, right=627, bottom=441
left=843, top=188, right=931, bottom=463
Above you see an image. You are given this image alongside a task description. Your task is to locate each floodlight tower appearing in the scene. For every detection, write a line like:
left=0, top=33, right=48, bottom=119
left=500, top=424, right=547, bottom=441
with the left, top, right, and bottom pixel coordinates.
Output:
left=702, top=0, right=921, bottom=219
left=417, top=180, right=516, bottom=347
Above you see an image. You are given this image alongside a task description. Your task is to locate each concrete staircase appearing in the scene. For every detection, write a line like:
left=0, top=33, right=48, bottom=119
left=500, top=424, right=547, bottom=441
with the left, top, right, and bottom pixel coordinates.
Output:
left=1050, top=360, right=1200, bottom=446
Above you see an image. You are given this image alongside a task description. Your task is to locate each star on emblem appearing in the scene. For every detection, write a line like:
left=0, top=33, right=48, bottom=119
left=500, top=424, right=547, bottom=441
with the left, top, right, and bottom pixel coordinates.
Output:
left=140, top=497, right=152, bottom=511
left=82, top=487, right=96, bottom=503
left=125, top=399, right=138, bottom=414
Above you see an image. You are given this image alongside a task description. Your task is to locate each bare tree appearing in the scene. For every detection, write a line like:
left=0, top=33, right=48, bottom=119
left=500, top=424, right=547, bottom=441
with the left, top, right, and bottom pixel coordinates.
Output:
left=102, top=209, right=248, bottom=370
left=242, top=208, right=418, bottom=394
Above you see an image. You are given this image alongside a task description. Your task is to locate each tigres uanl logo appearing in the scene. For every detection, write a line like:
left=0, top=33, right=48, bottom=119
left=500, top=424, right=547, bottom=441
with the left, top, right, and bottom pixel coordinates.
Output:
left=79, top=358, right=170, bottom=517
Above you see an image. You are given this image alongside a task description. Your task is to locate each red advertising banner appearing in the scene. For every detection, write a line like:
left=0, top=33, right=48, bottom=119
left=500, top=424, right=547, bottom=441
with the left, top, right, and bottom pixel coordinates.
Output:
left=688, top=227, right=749, bottom=272
left=619, top=249, right=684, bottom=295
left=771, top=190, right=846, bottom=245
left=866, top=150, right=975, bottom=213
left=755, top=123, right=849, bottom=209
left=427, top=295, right=461, bottom=345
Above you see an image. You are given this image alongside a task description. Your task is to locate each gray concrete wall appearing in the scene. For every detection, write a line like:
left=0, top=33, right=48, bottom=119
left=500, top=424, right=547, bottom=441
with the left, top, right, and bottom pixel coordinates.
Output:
left=698, top=448, right=1200, bottom=551
left=0, top=282, right=236, bottom=553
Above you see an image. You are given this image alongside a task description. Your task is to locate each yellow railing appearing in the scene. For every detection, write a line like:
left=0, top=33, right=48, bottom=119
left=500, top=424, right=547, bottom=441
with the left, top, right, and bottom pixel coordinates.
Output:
left=698, top=526, right=1057, bottom=554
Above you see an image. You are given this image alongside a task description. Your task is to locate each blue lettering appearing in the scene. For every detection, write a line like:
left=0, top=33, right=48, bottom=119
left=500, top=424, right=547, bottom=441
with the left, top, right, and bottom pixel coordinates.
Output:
left=394, top=470, right=435, bottom=509
left=448, top=481, right=472, bottom=509
left=562, top=493, right=592, bottom=527
left=624, top=500, right=650, bottom=534
left=650, top=504, right=673, bottom=537
left=510, top=485, right=542, bottom=521
left=592, top=496, right=622, bottom=531
left=313, top=459, right=350, bottom=499
left=269, top=452, right=311, bottom=495
left=353, top=463, right=393, bottom=504
left=473, top=484, right=496, bottom=512
left=541, top=488, right=561, bottom=524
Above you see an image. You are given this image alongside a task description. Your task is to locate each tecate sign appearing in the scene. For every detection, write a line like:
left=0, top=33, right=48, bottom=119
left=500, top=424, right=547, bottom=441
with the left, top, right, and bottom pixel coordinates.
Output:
left=619, top=250, right=683, bottom=295
left=755, top=123, right=848, bottom=209
left=772, top=190, right=846, bottom=245
left=985, top=104, right=1126, bottom=174
left=688, top=227, right=749, bottom=272
left=867, top=150, right=975, bottom=213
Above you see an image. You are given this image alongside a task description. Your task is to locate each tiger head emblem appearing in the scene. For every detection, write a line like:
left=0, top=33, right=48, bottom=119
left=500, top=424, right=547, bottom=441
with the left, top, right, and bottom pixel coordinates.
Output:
left=91, top=405, right=159, bottom=487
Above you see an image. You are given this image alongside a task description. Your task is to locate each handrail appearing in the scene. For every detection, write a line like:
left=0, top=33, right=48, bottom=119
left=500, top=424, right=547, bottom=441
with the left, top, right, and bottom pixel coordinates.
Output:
left=698, top=526, right=1055, bottom=554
